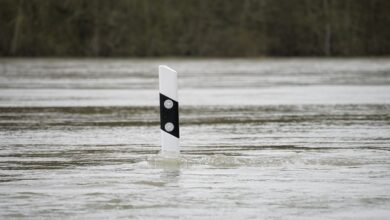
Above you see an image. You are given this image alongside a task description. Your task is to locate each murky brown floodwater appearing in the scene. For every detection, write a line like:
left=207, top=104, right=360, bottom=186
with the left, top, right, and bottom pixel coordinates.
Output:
left=1, top=58, right=390, bottom=219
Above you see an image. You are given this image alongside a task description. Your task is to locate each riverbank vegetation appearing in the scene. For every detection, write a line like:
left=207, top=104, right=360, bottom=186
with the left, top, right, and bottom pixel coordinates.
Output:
left=1, top=0, right=389, bottom=57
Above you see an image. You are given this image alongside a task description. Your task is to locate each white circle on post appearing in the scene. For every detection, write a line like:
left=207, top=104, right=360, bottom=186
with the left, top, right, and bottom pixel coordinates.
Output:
left=164, top=99, right=173, bottom=109
left=165, top=122, right=174, bottom=132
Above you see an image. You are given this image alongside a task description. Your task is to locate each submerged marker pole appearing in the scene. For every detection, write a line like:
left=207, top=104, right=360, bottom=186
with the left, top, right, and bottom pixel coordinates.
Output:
left=159, top=65, right=180, bottom=154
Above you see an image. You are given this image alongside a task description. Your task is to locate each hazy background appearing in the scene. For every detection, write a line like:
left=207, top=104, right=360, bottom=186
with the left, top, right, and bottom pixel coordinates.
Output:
left=1, top=0, right=390, bottom=57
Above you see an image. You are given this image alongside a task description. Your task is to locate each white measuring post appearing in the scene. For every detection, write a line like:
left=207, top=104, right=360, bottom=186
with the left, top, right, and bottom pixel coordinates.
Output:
left=159, top=65, right=180, bottom=154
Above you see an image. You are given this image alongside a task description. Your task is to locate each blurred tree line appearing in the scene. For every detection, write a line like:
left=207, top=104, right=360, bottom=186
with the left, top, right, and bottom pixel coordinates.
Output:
left=0, top=0, right=389, bottom=57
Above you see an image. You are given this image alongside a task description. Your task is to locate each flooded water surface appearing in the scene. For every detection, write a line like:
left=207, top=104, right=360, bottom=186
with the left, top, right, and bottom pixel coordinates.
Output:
left=1, top=58, right=390, bottom=219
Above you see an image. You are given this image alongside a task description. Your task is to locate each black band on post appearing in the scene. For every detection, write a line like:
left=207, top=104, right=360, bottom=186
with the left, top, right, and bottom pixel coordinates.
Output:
left=159, top=93, right=180, bottom=138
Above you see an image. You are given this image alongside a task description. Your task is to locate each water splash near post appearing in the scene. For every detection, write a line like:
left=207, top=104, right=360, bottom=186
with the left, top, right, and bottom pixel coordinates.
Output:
left=159, top=65, right=180, bottom=154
